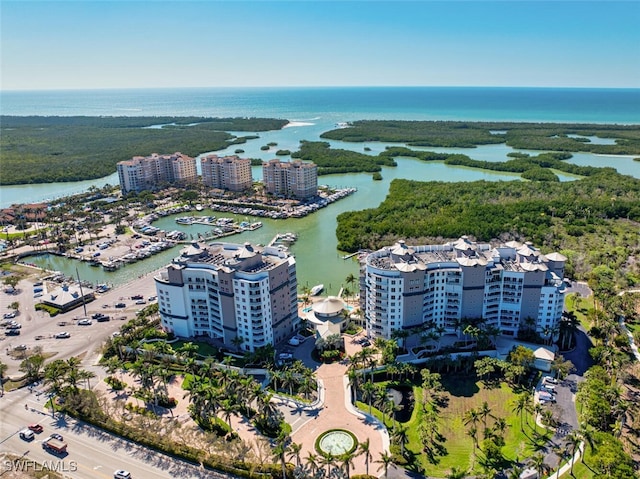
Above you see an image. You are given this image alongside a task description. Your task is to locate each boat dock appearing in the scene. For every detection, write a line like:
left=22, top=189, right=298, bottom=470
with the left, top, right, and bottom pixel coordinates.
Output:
left=269, top=232, right=298, bottom=247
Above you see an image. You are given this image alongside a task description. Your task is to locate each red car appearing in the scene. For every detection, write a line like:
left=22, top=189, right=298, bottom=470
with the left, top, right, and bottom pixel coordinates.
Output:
left=28, top=424, right=43, bottom=433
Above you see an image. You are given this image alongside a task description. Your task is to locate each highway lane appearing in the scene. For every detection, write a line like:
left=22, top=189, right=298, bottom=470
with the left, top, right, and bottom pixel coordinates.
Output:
left=1, top=388, right=236, bottom=479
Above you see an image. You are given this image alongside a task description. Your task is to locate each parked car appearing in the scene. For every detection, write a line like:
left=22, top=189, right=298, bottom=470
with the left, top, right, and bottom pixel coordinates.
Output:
left=78, top=319, right=93, bottom=326
left=6, top=321, right=21, bottom=329
left=3, top=311, right=16, bottom=319
left=131, top=295, right=143, bottom=300
left=115, top=303, right=126, bottom=308
left=539, top=391, right=556, bottom=403
left=114, top=470, right=132, bottom=479
left=544, top=376, right=558, bottom=385
left=28, top=424, right=44, bottom=433
left=135, top=299, right=146, bottom=305
left=14, top=344, right=28, bottom=351
left=54, top=331, right=71, bottom=339
left=5, top=329, right=20, bottom=336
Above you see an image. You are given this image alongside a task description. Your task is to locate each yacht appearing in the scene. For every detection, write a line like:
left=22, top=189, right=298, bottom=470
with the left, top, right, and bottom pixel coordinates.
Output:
left=310, top=284, right=324, bottom=296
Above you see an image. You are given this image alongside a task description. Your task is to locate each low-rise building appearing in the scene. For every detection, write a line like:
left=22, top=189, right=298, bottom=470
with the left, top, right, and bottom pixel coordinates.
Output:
left=41, top=283, right=95, bottom=313
left=360, top=237, right=566, bottom=341
left=154, top=241, right=298, bottom=352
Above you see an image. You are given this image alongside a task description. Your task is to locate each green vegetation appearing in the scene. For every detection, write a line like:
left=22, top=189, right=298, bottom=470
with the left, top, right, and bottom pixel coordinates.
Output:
left=336, top=171, right=640, bottom=287
left=379, top=147, right=603, bottom=177
left=0, top=116, right=287, bottom=184
left=321, top=120, right=640, bottom=155
left=275, top=149, right=291, bottom=156
left=291, top=141, right=396, bottom=175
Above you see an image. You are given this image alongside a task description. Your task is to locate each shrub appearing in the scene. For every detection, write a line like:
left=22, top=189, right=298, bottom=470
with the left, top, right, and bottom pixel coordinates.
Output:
left=35, top=303, right=60, bottom=317
left=104, top=375, right=126, bottom=390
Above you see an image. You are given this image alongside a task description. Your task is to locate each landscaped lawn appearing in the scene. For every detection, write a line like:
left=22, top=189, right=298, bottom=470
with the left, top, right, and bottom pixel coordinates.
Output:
left=358, top=375, right=551, bottom=477
left=565, top=292, right=596, bottom=330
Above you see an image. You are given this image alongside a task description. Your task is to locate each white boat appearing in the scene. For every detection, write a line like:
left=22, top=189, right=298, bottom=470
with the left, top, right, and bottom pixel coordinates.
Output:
left=195, top=204, right=203, bottom=211
left=310, top=284, right=324, bottom=296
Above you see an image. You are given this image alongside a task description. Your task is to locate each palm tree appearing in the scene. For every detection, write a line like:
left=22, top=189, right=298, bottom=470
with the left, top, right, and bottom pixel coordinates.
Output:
left=178, top=341, right=199, bottom=360
left=272, top=432, right=290, bottom=479
left=319, top=451, right=335, bottom=477
left=231, top=335, right=244, bottom=352
left=78, top=369, right=96, bottom=390
left=375, top=451, right=394, bottom=479
left=220, top=398, right=239, bottom=432
left=305, top=451, right=319, bottom=475
left=361, top=380, right=377, bottom=415
left=565, top=430, right=582, bottom=475
left=466, top=426, right=478, bottom=452
left=529, top=453, right=548, bottom=478
left=338, top=450, right=356, bottom=479
left=463, top=407, right=480, bottom=429
left=392, top=424, right=409, bottom=457
left=0, top=360, right=7, bottom=396
left=288, top=441, right=303, bottom=468
left=358, top=438, right=373, bottom=476
left=479, top=401, right=492, bottom=429
left=345, top=273, right=357, bottom=300
left=513, top=392, right=530, bottom=432
left=446, top=466, right=468, bottom=479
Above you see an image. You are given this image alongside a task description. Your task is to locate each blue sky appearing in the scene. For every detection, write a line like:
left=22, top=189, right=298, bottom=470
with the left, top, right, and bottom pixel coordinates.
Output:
left=1, top=1, right=639, bottom=90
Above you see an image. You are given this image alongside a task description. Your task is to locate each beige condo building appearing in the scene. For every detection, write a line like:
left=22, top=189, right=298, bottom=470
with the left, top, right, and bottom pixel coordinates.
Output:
left=262, top=159, right=318, bottom=200
left=117, top=152, right=197, bottom=194
left=361, top=237, right=567, bottom=341
left=200, top=154, right=253, bottom=192
left=154, top=241, right=299, bottom=352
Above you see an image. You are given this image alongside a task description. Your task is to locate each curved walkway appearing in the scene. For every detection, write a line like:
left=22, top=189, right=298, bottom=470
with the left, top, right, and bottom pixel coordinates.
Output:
left=288, top=338, right=389, bottom=476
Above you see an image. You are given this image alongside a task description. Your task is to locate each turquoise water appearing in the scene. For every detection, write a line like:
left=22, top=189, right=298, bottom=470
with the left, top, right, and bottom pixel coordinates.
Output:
left=8, top=87, right=640, bottom=293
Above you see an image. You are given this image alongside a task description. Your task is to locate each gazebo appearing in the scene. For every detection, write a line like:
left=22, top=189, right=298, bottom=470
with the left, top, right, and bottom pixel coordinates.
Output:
left=305, top=296, right=347, bottom=339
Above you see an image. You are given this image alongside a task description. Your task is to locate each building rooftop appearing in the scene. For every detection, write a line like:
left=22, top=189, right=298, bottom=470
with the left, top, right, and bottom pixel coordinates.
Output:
left=172, top=241, right=292, bottom=274
left=365, top=237, right=564, bottom=274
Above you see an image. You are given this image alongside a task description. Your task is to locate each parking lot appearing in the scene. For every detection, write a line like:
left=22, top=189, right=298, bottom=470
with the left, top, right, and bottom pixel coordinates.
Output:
left=1, top=271, right=159, bottom=378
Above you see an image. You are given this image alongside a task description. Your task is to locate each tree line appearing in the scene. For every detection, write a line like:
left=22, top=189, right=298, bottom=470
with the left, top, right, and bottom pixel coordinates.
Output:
left=0, top=116, right=287, bottom=185
left=320, top=120, right=640, bottom=155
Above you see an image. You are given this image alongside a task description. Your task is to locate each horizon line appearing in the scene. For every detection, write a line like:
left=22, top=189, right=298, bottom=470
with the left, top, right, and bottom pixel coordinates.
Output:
left=2, top=85, right=640, bottom=93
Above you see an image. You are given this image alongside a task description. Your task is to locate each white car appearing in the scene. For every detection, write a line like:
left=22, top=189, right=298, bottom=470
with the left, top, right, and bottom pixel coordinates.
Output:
left=78, top=319, right=93, bottom=326
left=19, top=429, right=34, bottom=441
left=54, top=331, right=71, bottom=339
left=3, top=311, right=16, bottom=319
left=544, top=376, right=558, bottom=385
left=114, top=470, right=132, bottom=479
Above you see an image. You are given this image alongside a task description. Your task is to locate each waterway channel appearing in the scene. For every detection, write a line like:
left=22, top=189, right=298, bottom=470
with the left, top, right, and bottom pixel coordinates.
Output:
left=19, top=121, right=640, bottom=296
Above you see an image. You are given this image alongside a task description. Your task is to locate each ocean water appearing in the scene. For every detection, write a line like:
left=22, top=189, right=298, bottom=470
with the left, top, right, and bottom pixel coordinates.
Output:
left=2, top=87, right=640, bottom=209
left=4, top=87, right=640, bottom=291
left=2, top=86, right=640, bottom=123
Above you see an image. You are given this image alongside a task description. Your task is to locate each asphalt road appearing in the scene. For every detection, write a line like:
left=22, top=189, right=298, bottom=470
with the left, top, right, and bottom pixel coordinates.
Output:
left=0, top=388, right=235, bottom=479
left=1, top=275, right=159, bottom=378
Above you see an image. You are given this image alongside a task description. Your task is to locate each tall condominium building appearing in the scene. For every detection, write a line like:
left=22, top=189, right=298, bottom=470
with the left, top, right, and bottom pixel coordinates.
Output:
left=360, top=237, right=566, bottom=340
left=201, top=154, right=253, bottom=192
left=117, top=152, right=197, bottom=194
left=154, top=241, right=298, bottom=352
left=262, top=159, right=318, bottom=199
